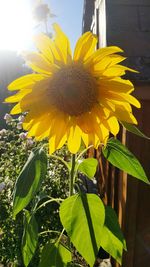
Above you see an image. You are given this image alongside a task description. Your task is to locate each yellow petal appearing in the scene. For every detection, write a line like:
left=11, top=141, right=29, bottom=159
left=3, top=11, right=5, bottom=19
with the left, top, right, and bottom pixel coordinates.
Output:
left=99, top=124, right=109, bottom=143
left=87, top=133, right=95, bottom=147
left=107, top=116, right=120, bottom=135
left=111, top=92, right=141, bottom=108
left=102, top=65, right=138, bottom=78
left=93, top=134, right=101, bottom=149
left=100, top=99, right=116, bottom=112
left=92, top=106, right=108, bottom=129
left=76, top=113, right=95, bottom=134
left=101, top=90, right=141, bottom=108
left=85, top=46, right=123, bottom=67
left=118, top=102, right=132, bottom=112
left=19, top=84, right=50, bottom=114
left=90, top=55, right=126, bottom=75
left=95, top=107, right=118, bottom=138
left=8, top=74, right=45, bottom=91
left=26, top=113, right=52, bottom=137
left=115, top=106, right=138, bottom=124
left=27, top=121, right=40, bottom=136
left=74, top=32, right=97, bottom=61
left=108, top=54, right=126, bottom=67
left=99, top=78, right=134, bottom=94
left=23, top=119, right=34, bottom=131
left=24, top=105, right=57, bottom=123
left=88, top=133, right=101, bottom=148
left=81, top=132, right=89, bottom=148
left=23, top=52, right=58, bottom=74
left=120, top=93, right=141, bottom=108
left=53, top=23, right=72, bottom=64
left=89, top=112, right=103, bottom=140
left=49, top=112, right=69, bottom=149
left=49, top=134, right=67, bottom=154
left=34, top=32, right=65, bottom=64
left=81, top=129, right=107, bottom=148
left=67, top=126, right=82, bottom=154
left=49, top=135, right=56, bottom=154
left=10, top=103, right=22, bottom=114
left=36, top=128, right=50, bottom=141
left=5, top=89, right=32, bottom=103
left=33, top=33, right=54, bottom=63
left=93, top=105, right=119, bottom=137
left=31, top=77, right=50, bottom=94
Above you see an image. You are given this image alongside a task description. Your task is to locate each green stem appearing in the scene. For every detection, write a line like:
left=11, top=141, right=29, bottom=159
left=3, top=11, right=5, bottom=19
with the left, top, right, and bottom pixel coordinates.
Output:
left=57, top=228, right=65, bottom=244
left=76, top=145, right=93, bottom=162
left=39, top=230, right=60, bottom=236
left=35, top=198, right=63, bottom=212
left=69, top=154, right=76, bottom=196
left=44, top=18, right=48, bottom=35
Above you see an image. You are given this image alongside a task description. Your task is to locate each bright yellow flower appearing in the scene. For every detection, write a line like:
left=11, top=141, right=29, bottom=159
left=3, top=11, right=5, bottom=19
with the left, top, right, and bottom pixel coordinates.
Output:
left=6, top=24, right=140, bottom=154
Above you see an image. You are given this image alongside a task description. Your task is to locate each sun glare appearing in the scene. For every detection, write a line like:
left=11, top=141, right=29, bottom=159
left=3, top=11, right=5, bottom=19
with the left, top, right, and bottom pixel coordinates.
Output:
left=0, top=0, right=34, bottom=51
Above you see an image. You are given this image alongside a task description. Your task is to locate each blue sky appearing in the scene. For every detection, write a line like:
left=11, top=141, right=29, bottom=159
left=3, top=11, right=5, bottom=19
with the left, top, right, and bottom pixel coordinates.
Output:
left=45, top=0, right=84, bottom=50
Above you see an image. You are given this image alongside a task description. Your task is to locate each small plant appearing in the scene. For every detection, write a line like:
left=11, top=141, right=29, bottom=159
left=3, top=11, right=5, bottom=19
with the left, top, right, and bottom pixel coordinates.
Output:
left=0, top=117, right=69, bottom=266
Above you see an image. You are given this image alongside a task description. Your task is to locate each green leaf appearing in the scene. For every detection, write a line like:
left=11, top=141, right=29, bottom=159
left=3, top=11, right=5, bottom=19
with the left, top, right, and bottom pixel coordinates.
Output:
left=121, top=121, right=150, bottom=139
left=13, top=148, right=47, bottom=217
left=102, top=138, right=149, bottom=184
left=60, top=193, right=105, bottom=267
left=78, top=158, right=98, bottom=179
left=22, top=210, right=38, bottom=267
left=100, top=206, right=126, bottom=264
left=39, top=242, right=71, bottom=267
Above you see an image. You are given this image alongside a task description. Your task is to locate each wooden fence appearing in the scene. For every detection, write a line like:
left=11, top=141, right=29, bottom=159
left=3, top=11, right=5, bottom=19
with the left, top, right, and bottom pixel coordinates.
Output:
left=83, top=0, right=150, bottom=266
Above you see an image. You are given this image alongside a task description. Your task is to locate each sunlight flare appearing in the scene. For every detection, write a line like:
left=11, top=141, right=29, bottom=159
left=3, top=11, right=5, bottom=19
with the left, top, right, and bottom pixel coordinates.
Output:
left=0, top=0, right=34, bottom=51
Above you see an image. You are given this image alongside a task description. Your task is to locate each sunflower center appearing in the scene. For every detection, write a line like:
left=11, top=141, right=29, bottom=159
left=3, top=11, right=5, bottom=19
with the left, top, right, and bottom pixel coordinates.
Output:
left=49, top=63, right=98, bottom=116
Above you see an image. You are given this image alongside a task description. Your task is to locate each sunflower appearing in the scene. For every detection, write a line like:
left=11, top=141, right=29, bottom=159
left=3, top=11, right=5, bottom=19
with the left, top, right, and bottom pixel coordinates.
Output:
left=6, top=24, right=140, bottom=154
left=32, top=3, right=50, bottom=22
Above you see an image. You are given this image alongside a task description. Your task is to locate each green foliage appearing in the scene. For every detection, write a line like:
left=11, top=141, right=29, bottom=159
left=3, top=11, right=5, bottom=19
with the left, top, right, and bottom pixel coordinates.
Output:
left=121, top=121, right=150, bottom=139
left=0, top=119, right=32, bottom=265
left=13, top=148, right=47, bottom=217
left=77, top=158, right=98, bottom=179
left=103, top=138, right=149, bottom=184
left=39, top=242, right=72, bottom=267
left=22, top=210, right=38, bottom=267
left=100, top=206, right=126, bottom=265
left=0, top=118, right=69, bottom=266
left=1, top=117, right=149, bottom=267
left=60, top=193, right=105, bottom=267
